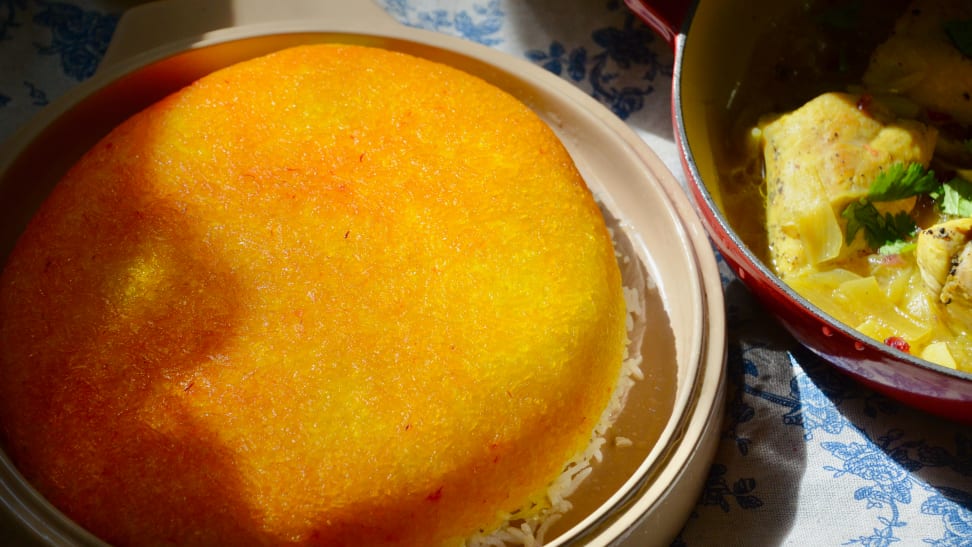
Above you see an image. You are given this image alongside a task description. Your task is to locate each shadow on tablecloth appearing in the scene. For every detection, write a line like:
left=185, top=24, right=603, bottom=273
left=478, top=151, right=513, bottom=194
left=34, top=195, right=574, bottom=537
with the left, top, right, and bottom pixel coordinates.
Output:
left=675, top=277, right=972, bottom=546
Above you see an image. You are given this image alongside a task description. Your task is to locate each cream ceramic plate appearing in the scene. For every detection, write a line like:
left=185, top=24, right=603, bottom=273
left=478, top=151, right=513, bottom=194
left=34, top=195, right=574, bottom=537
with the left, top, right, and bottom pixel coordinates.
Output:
left=0, top=1, right=726, bottom=545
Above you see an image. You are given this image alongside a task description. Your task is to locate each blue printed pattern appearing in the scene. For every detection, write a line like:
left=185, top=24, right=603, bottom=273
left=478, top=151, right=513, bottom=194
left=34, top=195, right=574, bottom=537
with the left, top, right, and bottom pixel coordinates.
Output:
left=379, top=0, right=669, bottom=121
left=526, top=12, right=671, bottom=120
left=33, top=1, right=117, bottom=80
left=0, top=0, right=27, bottom=40
left=826, top=440, right=914, bottom=545
left=797, top=359, right=970, bottom=546
left=0, top=0, right=27, bottom=108
left=23, top=80, right=48, bottom=106
left=379, top=0, right=505, bottom=46
left=0, top=0, right=117, bottom=129
left=922, top=489, right=972, bottom=546
left=697, top=294, right=972, bottom=547
left=699, top=463, right=763, bottom=512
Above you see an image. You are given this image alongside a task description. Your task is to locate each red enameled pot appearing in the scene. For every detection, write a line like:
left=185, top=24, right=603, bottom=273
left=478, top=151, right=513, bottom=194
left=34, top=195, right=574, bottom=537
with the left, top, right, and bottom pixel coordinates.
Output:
left=626, top=0, right=972, bottom=423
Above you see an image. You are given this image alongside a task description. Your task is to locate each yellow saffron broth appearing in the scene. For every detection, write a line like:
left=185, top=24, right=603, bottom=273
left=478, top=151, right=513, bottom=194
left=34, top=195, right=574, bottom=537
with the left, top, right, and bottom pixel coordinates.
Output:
left=714, top=0, right=972, bottom=371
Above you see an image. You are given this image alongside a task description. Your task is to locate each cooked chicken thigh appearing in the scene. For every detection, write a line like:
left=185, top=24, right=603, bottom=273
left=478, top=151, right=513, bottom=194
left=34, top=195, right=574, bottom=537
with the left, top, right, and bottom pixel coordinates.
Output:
left=917, top=218, right=972, bottom=330
left=863, top=0, right=972, bottom=126
left=917, top=218, right=972, bottom=297
left=762, top=92, right=937, bottom=277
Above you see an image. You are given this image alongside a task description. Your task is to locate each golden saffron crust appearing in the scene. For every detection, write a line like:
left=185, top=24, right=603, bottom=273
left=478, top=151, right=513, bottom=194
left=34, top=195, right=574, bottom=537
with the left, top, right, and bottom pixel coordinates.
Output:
left=0, top=44, right=626, bottom=546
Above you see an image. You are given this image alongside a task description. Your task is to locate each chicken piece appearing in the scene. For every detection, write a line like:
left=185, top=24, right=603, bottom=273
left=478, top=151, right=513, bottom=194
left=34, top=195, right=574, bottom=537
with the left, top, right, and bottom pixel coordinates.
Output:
left=762, top=92, right=937, bottom=277
left=917, top=218, right=972, bottom=297
left=916, top=218, right=972, bottom=330
left=863, top=0, right=972, bottom=126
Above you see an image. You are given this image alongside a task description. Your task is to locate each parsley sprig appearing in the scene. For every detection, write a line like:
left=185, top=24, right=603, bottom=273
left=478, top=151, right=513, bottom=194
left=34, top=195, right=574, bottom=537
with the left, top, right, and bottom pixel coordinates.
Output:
left=931, top=177, right=972, bottom=216
left=841, top=163, right=936, bottom=251
left=841, top=201, right=916, bottom=252
left=866, top=162, right=940, bottom=200
left=840, top=163, right=972, bottom=254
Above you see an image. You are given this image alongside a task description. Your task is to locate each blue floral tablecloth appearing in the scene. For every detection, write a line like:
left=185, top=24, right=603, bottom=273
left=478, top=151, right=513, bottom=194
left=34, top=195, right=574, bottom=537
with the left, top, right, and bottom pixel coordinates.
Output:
left=1, top=1, right=970, bottom=545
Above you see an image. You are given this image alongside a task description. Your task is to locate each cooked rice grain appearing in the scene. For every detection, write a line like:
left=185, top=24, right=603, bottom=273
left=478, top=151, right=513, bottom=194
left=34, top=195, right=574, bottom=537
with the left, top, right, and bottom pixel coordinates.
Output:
left=468, top=272, right=647, bottom=547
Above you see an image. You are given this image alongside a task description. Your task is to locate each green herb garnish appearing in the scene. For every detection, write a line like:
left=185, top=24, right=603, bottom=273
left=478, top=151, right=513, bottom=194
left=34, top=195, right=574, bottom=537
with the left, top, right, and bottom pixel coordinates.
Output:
left=868, top=162, right=940, bottom=201
left=841, top=162, right=972, bottom=251
left=877, top=239, right=917, bottom=256
left=944, top=19, right=972, bottom=59
left=840, top=162, right=935, bottom=249
left=842, top=200, right=917, bottom=248
left=931, top=177, right=972, bottom=216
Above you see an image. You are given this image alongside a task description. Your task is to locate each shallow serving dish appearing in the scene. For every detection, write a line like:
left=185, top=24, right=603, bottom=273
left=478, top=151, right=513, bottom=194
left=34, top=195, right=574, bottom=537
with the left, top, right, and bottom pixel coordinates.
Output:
left=0, top=1, right=726, bottom=544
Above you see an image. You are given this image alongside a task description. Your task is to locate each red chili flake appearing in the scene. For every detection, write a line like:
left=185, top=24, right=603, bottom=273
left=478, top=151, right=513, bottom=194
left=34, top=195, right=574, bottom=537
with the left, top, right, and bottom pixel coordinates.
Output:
left=856, top=94, right=873, bottom=115
left=884, top=336, right=911, bottom=353
left=426, top=486, right=443, bottom=502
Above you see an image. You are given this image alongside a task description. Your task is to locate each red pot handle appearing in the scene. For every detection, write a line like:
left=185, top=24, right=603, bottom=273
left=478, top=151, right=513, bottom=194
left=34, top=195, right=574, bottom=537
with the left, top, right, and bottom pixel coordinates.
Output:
left=623, top=0, right=689, bottom=49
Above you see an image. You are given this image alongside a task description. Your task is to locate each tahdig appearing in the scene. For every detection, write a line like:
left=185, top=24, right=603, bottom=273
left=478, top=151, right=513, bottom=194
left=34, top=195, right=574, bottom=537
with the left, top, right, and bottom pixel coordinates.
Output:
left=0, top=44, right=634, bottom=546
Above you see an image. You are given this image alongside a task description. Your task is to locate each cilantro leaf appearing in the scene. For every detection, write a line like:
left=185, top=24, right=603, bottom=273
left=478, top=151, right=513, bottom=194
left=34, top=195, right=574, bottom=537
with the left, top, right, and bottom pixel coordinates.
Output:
left=838, top=162, right=933, bottom=250
left=842, top=199, right=871, bottom=244
left=877, top=239, right=916, bottom=256
left=868, top=162, right=940, bottom=202
left=842, top=199, right=917, bottom=248
left=836, top=163, right=972, bottom=251
left=933, top=177, right=972, bottom=216
left=944, top=19, right=972, bottom=59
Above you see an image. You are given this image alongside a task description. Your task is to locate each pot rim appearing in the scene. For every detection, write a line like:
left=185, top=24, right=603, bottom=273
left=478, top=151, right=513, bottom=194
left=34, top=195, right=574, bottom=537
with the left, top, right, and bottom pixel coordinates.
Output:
left=662, top=2, right=972, bottom=388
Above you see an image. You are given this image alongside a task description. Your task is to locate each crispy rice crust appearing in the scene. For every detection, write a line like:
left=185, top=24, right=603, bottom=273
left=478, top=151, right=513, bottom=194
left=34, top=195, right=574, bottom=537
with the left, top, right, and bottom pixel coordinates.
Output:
left=0, top=44, right=626, bottom=546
